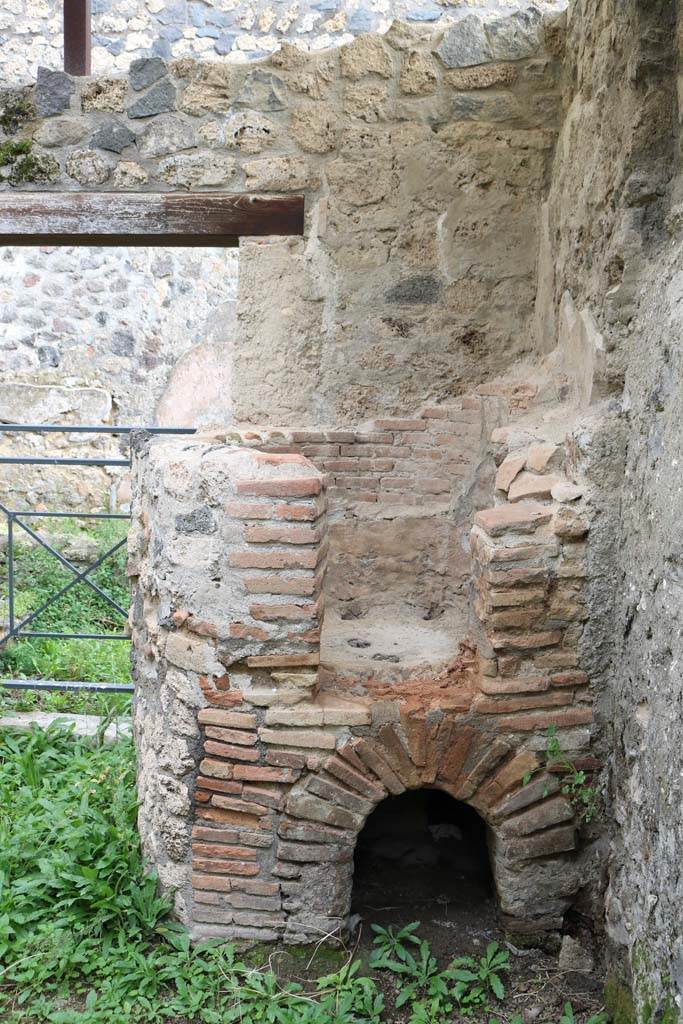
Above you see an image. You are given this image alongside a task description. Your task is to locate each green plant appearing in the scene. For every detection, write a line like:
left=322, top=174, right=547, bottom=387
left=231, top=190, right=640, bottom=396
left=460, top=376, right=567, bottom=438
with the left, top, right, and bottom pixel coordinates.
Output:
left=559, top=1002, right=609, bottom=1024
left=523, top=725, right=601, bottom=824
left=369, top=920, right=422, bottom=962
left=448, top=941, right=510, bottom=1012
left=0, top=521, right=132, bottom=713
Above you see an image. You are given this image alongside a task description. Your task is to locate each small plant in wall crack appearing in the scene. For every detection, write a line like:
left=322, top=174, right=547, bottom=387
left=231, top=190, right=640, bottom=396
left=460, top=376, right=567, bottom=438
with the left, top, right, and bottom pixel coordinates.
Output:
left=523, top=725, right=602, bottom=824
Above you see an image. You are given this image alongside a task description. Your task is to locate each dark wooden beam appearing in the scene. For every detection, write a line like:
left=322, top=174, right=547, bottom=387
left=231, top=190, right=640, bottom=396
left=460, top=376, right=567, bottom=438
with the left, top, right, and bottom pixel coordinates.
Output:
left=0, top=193, right=305, bottom=246
left=64, top=0, right=92, bottom=76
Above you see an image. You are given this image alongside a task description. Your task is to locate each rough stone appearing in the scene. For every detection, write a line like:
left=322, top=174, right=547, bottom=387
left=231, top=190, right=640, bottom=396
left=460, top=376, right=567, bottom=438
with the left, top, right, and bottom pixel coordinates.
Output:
left=35, top=67, right=74, bottom=116
left=400, top=51, right=439, bottom=95
left=90, top=120, right=136, bottom=153
left=127, top=78, right=176, bottom=118
left=34, top=117, right=87, bottom=147
left=81, top=79, right=127, bottom=112
left=340, top=36, right=393, bottom=80
left=159, top=152, right=236, bottom=189
left=436, top=17, right=492, bottom=69
left=65, top=149, right=110, bottom=186
left=234, top=71, right=287, bottom=112
left=130, top=57, right=168, bottom=91
left=137, top=115, right=197, bottom=158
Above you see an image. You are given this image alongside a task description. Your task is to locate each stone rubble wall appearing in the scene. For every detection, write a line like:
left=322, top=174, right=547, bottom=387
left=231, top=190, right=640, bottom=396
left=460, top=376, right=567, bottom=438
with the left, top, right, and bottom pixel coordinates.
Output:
left=529, top=0, right=683, bottom=1013
left=128, top=397, right=596, bottom=943
left=0, top=245, right=237, bottom=511
left=4, top=0, right=566, bottom=82
left=1, top=11, right=564, bottom=437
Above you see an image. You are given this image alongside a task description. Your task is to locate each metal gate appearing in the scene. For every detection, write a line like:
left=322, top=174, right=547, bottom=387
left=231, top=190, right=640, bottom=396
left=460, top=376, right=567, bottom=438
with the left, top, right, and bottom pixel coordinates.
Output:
left=0, top=423, right=194, bottom=695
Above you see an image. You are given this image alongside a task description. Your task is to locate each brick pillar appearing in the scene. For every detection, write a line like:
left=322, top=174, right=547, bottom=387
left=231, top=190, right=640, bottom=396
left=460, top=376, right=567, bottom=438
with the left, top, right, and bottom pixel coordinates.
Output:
left=128, top=438, right=327, bottom=935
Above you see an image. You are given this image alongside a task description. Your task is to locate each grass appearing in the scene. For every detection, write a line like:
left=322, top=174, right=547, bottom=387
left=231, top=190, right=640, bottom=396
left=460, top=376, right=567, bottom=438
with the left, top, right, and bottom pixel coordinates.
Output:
left=0, top=519, right=132, bottom=716
left=0, top=724, right=610, bottom=1024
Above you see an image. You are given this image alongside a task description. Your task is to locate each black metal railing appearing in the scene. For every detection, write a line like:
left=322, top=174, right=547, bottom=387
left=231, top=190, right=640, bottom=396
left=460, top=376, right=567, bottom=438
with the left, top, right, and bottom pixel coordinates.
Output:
left=0, top=424, right=194, bottom=655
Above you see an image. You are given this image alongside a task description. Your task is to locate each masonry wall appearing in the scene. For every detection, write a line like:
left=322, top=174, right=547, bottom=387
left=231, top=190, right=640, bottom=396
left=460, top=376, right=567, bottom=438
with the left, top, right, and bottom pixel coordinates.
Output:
left=5, top=0, right=566, bottom=81
left=128, top=424, right=596, bottom=944
left=533, top=0, right=683, bottom=1014
left=0, top=11, right=564, bottom=430
left=0, top=245, right=237, bottom=510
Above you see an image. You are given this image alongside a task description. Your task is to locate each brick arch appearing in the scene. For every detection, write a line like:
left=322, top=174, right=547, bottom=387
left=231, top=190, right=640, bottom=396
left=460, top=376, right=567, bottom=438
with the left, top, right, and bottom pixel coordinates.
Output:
left=273, top=718, right=581, bottom=943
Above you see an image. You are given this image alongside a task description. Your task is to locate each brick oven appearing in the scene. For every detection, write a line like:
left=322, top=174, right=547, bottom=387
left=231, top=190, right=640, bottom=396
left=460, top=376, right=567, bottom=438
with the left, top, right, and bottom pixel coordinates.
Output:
left=129, top=385, right=594, bottom=945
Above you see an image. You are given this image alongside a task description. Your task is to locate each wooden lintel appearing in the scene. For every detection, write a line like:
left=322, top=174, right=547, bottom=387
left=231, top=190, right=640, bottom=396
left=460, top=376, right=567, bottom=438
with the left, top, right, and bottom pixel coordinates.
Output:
left=0, top=193, right=305, bottom=246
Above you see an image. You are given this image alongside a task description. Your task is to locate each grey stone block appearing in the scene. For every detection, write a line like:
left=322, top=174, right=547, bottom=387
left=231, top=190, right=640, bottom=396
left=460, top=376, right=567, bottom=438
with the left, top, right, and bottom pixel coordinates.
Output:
left=127, top=79, right=177, bottom=119
left=90, top=119, right=136, bottom=153
left=35, top=67, right=74, bottom=117
left=130, top=56, right=168, bottom=91
left=436, top=16, right=493, bottom=69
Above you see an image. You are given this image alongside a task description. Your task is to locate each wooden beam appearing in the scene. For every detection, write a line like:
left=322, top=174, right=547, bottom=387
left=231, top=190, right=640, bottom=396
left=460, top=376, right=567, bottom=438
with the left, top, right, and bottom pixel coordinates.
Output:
left=64, top=0, right=92, bottom=76
left=0, top=193, right=305, bottom=246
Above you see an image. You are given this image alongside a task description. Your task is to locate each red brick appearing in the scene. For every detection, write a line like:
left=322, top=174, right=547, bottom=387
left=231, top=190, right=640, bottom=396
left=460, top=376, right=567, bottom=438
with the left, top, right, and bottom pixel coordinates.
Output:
left=485, top=587, right=548, bottom=608
left=204, top=741, right=260, bottom=762
left=438, top=725, right=474, bottom=784
left=212, top=795, right=269, bottom=817
left=244, top=524, right=321, bottom=545
left=198, top=708, right=257, bottom=729
left=499, top=795, right=573, bottom=837
left=230, top=878, right=280, bottom=896
left=550, top=671, right=588, bottom=687
left=485, top=566, right=547, bottom=586
left=275, top=500, right=325, bottom=521
left=234, top=765, right=299, bottom=782
left=196, top=806, right=269, bottom=828
left=373, top=418, right=427, bottom=431
left=242, top=785, right=285, bottom=810
left=229, top=549, right=321, bottom=570
left=495, top=707, right=593, bottom=731
left=192, top=843, right=258, bottom=860
left=192, top=825, right=240, bottom=844
left=504, top=824, right=576, bottom=861
left=193, top=859, right=261, bottom=876
left=193, top=873, right=232, bottom=892
left=490, top=630, right=563, bottom=651
left=478, top=675, right=550, bottom=695
left=236, top=478, right=322, bottom=497
left=199, top=758, right=233, bottom=780
left=353, top=739, right=405, bottom=795
left=247, top=653, right=319, bottom=668
left=488, top=607, right=547, bottom=629
left=400, top=713, right=427, bottom=767
left=197, top=776, right=242, bottom=795
left=475, top=751, right=539, bottom=806
left=474, top=502, right=553, bottom=537
left=243, top=573, right=318, bottom=596
left=250, top=601, right=318, bottom=621
left=253, top=452, right=308, bottom=466
left=195, top=790, right=211, bottom=803
left=474, top=691, right=571, bottom=714
left=455, top=738, right=511, bottom=800
left=226, top=501, right=274, bottom=519
left=265, top=749, right=308, bottom=768
left=376, top=725, right=421, bottom=788
left=204, top=806, right=269, bottom=830
left=337, top=742, right=368, bottom=774
left=205, top=726, right=258, bottom=746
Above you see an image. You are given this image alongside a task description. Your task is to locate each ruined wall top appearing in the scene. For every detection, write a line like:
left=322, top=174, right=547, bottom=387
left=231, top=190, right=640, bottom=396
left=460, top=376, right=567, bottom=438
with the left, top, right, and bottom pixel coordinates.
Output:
left=5, top=0, right=566, bottom=82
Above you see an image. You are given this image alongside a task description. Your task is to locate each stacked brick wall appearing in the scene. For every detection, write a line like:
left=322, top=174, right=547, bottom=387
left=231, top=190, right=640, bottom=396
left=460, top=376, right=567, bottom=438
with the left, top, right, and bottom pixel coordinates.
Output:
left=229, top=397, right=488, bottom=512
left=130, top=430, right=596, bottom=944
left=470, top=437, right=594, bottom=755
